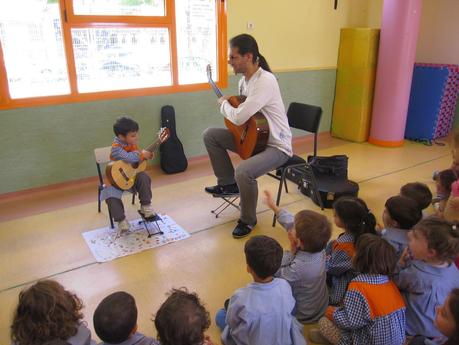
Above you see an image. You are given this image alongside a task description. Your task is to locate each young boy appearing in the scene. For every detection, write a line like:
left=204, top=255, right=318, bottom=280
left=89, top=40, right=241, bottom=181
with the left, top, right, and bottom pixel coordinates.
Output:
left=154, top=288, right=215, bottom=345
left=101, top=117, right=155, bottom=235
left=215, top=235, right=307, bottom=345
left=93, top=291, right=158, bottom=345
left=264, top=190, right=331, bottom=323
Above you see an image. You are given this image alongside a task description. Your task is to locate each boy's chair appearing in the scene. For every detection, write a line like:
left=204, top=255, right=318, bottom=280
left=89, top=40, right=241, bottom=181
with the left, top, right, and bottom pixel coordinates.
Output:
left=267, top=102, right=324, bottom=226
left=94, top=146, right=135, bottom=229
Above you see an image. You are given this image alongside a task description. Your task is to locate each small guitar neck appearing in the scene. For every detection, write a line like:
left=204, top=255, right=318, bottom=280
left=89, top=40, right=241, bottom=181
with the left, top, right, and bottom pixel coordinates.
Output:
left=144, top=139, right=161, bottom=153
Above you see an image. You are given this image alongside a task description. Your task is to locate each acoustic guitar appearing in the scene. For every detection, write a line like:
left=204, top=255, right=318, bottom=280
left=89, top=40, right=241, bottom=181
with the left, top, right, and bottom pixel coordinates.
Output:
left=105, top=127, right=170, bottom=190
left=206, top=64, right=269, bottom=160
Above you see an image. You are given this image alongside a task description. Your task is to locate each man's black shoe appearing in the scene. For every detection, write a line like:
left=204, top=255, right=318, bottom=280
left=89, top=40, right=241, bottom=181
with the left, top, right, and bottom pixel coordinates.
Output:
left=205, top=183, right=239, bottom=196
left=232, top=221, right=255, bottom=238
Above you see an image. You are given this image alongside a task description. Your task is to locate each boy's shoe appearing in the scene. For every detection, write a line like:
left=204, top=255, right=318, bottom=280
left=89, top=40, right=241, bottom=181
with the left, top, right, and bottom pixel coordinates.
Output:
left=116, top=219, right=131, bottom=238
left=140, top=204, right=156, bottom=218
left=232, top=220, right=255, bottom=238
left=205, top=183, right=239, bottom=196
left=308, top=329, right=331, bottom=344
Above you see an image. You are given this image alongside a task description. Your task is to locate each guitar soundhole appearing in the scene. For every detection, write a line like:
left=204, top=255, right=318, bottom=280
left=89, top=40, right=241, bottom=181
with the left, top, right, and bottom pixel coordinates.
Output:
left=118, top=168, right=129, bottom=182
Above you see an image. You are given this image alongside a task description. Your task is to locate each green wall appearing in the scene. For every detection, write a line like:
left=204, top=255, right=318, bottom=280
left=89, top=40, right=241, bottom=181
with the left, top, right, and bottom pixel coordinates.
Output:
left=0, top=69, right=337, bottom=194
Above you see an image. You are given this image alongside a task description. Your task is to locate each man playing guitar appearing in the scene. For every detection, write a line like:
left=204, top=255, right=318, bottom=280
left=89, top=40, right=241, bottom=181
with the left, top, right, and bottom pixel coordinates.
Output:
left=203, top=34, right=292, bottom=238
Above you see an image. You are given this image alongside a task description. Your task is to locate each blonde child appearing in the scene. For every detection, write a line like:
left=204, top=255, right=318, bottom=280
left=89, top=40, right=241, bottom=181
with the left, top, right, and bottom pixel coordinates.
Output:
left=264, top=190, right=332, bottom=323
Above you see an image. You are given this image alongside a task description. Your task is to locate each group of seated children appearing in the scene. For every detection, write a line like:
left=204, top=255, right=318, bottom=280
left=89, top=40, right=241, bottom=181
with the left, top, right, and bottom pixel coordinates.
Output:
left=10, top=180, right=459, bottom=345
left=9, top=129, right=459, bottom=345
left=10, top=280, right=214, bottom=345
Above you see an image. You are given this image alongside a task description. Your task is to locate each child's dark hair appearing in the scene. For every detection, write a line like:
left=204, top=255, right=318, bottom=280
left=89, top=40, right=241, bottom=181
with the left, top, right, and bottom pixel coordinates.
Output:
left=244, top=235, right=283, bottom=279
left=445, top=288, right=459, bottom=345
left=10, top=280, right=84, bottom=345
left=113, top=117, right=139, bottom=136
left=385, top=195, right=422, bottom=230
left=154, top=288, right=210, bottom=345
left=230, top=34, right=272, bottom=73
left=414, top=216, right=459, bottom=263
left=438, top=169, right=458, bottom=196
left=400, top=182, right=433, bottom=210
left=353, top=234, right=398, bottom=275
left=333, top=196, right=377, bottom=242
left=294, top=210, right=332, bottom=253
left=93, top=291, right=137, bottom=344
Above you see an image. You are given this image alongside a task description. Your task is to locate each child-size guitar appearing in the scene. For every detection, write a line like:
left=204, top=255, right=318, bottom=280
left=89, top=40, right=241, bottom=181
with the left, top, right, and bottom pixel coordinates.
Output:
left=105, top=127, right=170, bottom=190
left=206, top=64, right=269, bottom=160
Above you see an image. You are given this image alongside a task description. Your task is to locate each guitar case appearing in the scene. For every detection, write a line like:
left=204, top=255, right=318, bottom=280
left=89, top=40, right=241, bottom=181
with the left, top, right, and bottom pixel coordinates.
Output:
left=160, top=105, right=188, bottom=174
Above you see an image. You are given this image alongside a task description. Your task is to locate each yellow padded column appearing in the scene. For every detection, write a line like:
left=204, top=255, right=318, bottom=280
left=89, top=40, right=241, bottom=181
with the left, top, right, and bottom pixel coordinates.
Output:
left=332, top=28, right=380, bottom=142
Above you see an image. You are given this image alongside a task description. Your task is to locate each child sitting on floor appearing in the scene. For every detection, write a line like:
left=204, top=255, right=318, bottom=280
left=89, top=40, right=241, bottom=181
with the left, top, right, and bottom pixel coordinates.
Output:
left=10, top=280, right=96, bottom=345
left=93, top=291, right=157, bottom=345
left=326, top=196, right=377, bottom=305
left=154, top=288, right=215, bottom=345
left=215, top=235, right=306, bottom=345
left=310, top=233, right=406, bottom=345
left=263, top=190, right=331, bottom=323
left=409, top=288, right=459, bottom=345
left=381, top=195, right=422, bottom=258
left=394, top=216, right=459, bottom=343
left=400, top=182, right=433, bottom=217
left=434, top=169, right=457, bottom=215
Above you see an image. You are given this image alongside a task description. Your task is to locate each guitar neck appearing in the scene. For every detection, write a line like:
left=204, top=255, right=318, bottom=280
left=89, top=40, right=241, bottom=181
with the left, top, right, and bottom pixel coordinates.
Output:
left=208, top=76, right=224, bottom=98
left=144, top=138, right=161, bottom=153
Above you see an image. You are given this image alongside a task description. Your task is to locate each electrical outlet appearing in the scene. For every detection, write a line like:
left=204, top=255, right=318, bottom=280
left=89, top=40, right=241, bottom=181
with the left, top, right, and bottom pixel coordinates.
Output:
left=247, top=21, right=255, bottom=30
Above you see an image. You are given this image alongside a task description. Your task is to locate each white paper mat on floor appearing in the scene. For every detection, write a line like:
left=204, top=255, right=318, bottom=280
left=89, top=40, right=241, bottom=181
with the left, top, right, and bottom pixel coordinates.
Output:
left=82, top=214, right=190, bottom=262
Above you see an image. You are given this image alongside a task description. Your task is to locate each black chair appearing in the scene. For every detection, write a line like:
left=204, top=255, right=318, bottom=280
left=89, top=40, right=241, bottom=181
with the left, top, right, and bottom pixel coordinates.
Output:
left=267, top=102, right=324, bottom=226
left=94, top=146, right=135, bottom=229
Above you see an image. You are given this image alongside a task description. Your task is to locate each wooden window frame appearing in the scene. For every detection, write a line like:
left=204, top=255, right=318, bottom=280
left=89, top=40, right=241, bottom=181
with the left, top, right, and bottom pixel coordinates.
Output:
left=0, top=0, right=227, bottom=110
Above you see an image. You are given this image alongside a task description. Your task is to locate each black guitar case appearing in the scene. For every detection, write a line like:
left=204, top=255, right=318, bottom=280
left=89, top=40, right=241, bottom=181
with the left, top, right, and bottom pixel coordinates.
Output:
left=160, top=105, right=188, bottom=174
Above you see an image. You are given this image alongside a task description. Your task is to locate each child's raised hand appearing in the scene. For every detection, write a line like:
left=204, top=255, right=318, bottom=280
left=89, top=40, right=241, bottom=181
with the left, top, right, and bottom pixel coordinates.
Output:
left=263, top=190, right=282, bottom=216
left=288, top=229, right=299, bottom=254
left=263, top=190, right=275, bottom=208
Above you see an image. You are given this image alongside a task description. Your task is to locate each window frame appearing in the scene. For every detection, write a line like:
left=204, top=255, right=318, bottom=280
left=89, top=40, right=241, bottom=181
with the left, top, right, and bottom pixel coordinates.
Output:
left=0, top=0, right=228, bottom=110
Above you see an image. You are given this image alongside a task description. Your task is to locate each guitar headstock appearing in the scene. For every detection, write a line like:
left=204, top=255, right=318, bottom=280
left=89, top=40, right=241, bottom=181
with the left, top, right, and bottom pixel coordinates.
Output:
left=206, top=64, right=213, bottom=82
left=157, top=127, right=170, bottom=143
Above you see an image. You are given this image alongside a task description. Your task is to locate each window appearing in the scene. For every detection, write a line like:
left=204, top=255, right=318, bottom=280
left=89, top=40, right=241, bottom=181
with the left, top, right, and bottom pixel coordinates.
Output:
left=0, top=1, right=70, bottom=99
left=0, top=0, right=227, bottom=109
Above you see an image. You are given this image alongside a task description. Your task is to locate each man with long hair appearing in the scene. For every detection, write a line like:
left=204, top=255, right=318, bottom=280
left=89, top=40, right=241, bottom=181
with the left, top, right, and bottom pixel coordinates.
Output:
left=204, top=34, right=292, bottom=238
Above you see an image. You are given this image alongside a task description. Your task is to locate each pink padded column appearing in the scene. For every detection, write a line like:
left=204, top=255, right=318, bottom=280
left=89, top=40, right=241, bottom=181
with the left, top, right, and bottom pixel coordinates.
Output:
left=368, top=0, right=422, bottom=147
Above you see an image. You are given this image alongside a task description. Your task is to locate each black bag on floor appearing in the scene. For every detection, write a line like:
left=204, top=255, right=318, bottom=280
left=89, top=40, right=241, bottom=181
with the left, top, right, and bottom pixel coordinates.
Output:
left=307, top=155, right=348, bottom=180
left=160, top=105, right=188, bottom=174
left=283, top=154, right=357, bottom=208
